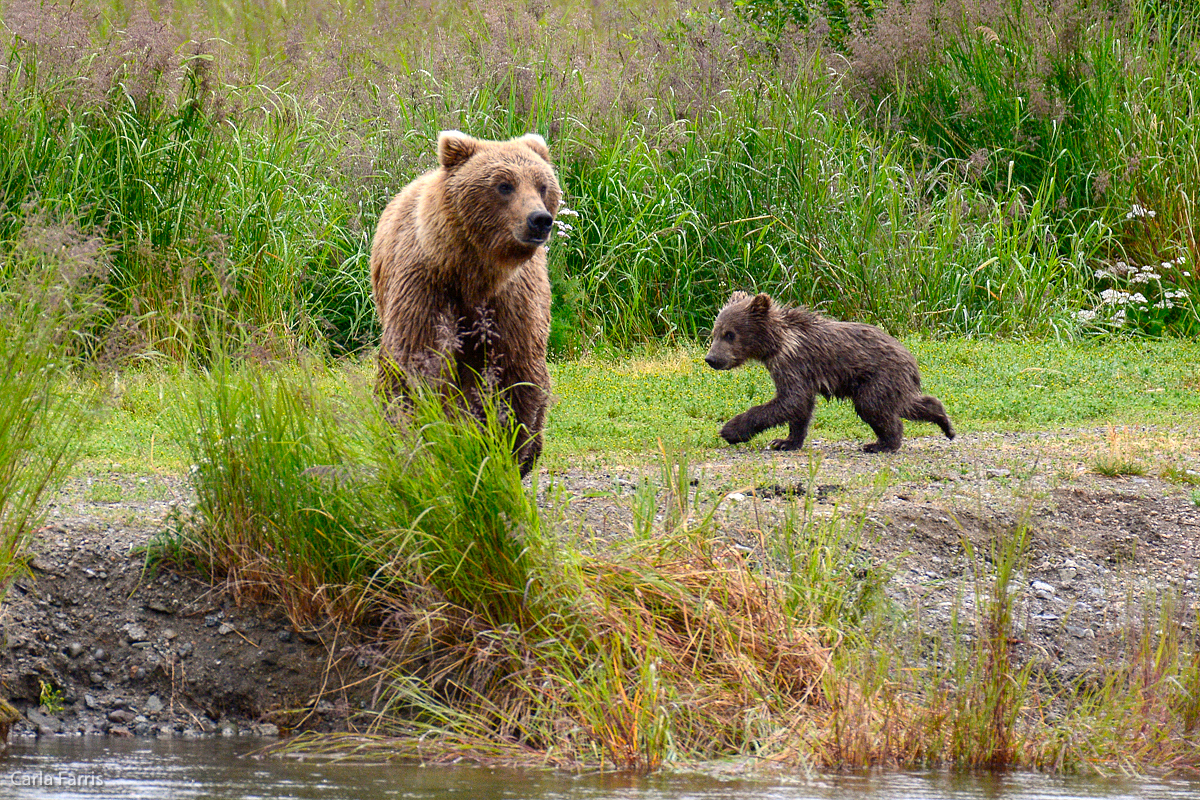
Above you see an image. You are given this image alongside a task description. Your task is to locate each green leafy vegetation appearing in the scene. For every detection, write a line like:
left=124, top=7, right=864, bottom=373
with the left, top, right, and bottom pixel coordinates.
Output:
left=37, top=680, right=65, bottom=714
left=1, top=0, right=1196, bottom=359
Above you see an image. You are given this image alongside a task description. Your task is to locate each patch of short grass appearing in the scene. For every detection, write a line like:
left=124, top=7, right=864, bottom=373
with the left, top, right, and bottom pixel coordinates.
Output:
left=1090, top=424, right=1151, bottom=478
left=84, top=480, right=125, bottom=504
left=1161, top=464, right=1200, bottom=486
left=545, top=337, right=1200, bottom=464
left=81, top=337, right=1200, bottom=477
left=1092, top=457, right=1149, bottom=478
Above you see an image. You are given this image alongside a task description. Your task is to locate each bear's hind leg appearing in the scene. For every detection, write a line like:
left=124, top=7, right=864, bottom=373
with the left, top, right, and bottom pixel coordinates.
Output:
left=856, top=405, right=903, bottom=453
left=514, top=403, right=546, bottom=477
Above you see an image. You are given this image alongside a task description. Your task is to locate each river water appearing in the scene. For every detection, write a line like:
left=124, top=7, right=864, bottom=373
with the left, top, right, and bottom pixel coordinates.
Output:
left=1, top=738, right=1197, bottom=799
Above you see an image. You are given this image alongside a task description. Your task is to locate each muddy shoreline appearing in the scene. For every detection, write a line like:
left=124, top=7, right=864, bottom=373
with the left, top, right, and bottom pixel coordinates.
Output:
left=2, top=425, right=1198, bottom=741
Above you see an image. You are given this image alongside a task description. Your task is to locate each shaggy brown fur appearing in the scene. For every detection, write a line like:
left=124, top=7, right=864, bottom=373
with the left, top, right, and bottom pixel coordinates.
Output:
left=705, top=292, right=955, bottom=453
left=370, top=130, right=561, bottom=476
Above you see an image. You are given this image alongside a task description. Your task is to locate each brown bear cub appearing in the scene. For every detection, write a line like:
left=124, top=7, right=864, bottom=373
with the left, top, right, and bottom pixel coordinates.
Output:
left=370, top=130, right=561, bottom=476
left=705, top=292, right=955, bottom=453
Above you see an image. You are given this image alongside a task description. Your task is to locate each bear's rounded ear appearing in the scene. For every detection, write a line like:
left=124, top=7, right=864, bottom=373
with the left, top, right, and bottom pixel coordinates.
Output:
left=749, top=293, right=773, bottom=314
left=518, top=133, right=552, bottom=163
left=438, top=130, right=478, bottom=170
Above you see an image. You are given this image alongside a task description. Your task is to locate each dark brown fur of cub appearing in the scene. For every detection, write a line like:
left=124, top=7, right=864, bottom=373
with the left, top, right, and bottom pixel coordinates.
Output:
left=705, top=292, right=955, bottom=453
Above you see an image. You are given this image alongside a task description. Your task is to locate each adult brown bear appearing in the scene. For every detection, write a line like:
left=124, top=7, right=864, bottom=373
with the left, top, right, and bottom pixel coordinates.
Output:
left=370, top=130, right=561, bottom=476
left=705, top=292, right=955, bottom=453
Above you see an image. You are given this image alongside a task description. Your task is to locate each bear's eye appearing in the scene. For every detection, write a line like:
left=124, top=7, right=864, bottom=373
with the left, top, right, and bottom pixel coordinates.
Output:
left=538, top=183, right=548, bottom=197
left=722, top=331, right=735, bottom=342
left=497, top=181, right=515, bottom=196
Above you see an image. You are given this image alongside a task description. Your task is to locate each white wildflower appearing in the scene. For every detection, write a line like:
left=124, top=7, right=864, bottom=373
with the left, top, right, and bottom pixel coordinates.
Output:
left=558, top=206, right=580, bottom=217
left=1126, top=204, right=1156, bottom=219
left=1076, top=309, right=1097, bottom=322
left=1094, top=269, right=1109, bottom=279
left=1130, top=292, right=1147, bottom=304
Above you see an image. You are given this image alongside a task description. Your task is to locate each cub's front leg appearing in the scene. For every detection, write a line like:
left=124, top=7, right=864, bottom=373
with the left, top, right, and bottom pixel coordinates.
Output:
left=719, top=408, right=769, bottom=444
left=720, top=394, right=810, bottom=448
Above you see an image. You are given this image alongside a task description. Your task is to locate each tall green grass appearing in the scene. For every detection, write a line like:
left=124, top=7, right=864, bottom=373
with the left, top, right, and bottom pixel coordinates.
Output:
left=557, top=108, right=1105, bottom=344
left=842, top=0, right=1200, bottom=337
left=0, top=220, right=98, bottom=592
left=171, top=361, right=544, bottom=625
left=0, top=30, right=374, bottom=359
left=2, top=0, right=1196, bottom=360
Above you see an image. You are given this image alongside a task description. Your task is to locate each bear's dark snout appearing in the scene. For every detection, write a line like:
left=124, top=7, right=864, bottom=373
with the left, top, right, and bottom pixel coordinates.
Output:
left=526, top=211, right=554, bottom=241
left=704, top=354, right=725, bottom=370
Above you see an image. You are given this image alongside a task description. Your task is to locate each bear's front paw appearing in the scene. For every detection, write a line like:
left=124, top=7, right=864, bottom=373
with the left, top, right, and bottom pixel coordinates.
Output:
left=719, top=419, right=755, bottom=445
left=768, top=438, right=804, bottom=451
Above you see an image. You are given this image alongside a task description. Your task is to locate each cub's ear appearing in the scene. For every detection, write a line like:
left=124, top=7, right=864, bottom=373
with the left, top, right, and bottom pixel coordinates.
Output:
left=749, top=293, right=773, bottom=315
left=438, top=130, right=478, bottom=170
left=727, top=290, right=750, bottom=305
left=517, top=132, right=552, bottom=163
